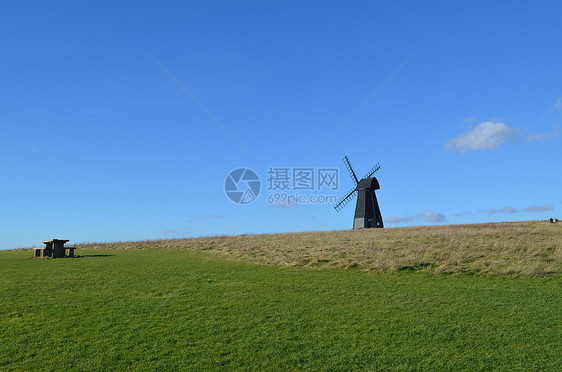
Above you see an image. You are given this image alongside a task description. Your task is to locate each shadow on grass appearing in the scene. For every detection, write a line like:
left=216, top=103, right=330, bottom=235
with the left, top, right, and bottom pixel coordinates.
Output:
left=75, top=254, right=115, bottom=258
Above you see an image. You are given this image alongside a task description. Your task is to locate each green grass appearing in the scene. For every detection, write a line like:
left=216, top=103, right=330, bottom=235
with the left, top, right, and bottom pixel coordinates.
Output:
left=1, top=247, right=561, bottom=370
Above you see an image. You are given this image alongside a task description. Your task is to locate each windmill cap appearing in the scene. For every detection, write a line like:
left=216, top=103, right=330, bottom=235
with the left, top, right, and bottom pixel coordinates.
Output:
left=356, top=177, right=380, bottom=190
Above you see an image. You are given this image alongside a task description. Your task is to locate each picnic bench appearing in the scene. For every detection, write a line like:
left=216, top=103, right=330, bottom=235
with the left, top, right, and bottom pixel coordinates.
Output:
left=33, top=239, right=76, bottom=258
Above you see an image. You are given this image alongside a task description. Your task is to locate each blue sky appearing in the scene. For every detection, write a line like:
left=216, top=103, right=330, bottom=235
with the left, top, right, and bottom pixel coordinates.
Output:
left=1, top=1, right=561, bottom=250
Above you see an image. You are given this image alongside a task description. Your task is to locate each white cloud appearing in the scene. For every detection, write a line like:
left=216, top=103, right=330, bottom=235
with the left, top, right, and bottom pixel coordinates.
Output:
left=445, top=121, right=518, bottom=153
left=454, top=211, right=474, bottom=217
left=162, top=229, right=181, bottom=234
left=387, top=211, right=446, bottom=224
left=526, top=127, right=559, bottom=142
left=553, top=97, right=562, bottom=110
left=524, top=205, right=554, bottom=212
left=456, top=204, right=555, bottom=217
left=484, top=204, right=553, bottom=215
left=162, top=226, right=191, bottom=234
left=486, top=207, right=518, bottom=215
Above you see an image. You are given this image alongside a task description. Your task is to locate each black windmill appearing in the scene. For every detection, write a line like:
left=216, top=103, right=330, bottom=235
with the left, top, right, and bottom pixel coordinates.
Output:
left=334, top=156, right=384, bottom=229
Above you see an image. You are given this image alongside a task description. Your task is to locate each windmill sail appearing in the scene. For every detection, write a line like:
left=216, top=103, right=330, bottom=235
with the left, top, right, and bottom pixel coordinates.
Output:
left=361, top=162, right=381, bottom=180
left=334, top=188, right=358, bottom=212
left=343, top=156, right=359, bottom=185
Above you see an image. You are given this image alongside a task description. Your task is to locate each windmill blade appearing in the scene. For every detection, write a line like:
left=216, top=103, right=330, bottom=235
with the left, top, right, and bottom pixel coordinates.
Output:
left=343, top=156, right=359, bottom=185
left=334, top=188, right=358, bottom=212
left=362, top=162, right=381, bottom=180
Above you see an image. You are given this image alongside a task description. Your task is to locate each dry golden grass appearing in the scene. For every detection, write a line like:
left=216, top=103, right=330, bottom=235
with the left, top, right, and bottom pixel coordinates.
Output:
left=79, top=221, right=562, bottom=275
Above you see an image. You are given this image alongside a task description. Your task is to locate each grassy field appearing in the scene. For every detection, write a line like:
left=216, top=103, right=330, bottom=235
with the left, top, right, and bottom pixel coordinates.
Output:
left=1, top=221, right=561, bottom=370
left=80, top=221, right=562, bottom=275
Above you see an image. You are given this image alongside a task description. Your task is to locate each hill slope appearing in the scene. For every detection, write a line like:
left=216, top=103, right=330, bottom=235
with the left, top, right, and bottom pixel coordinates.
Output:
left=80, top=221, right=562, bottom=275
left=2, top=221, right=561, bottom=369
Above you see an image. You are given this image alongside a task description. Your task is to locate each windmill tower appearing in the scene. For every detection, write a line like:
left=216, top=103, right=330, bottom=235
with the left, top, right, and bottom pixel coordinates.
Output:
left=334, top=155, right=383, bottom=229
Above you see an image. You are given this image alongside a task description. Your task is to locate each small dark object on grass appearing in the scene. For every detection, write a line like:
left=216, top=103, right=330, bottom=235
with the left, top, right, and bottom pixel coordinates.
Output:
left=34, top=239, right=76, bottom=258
